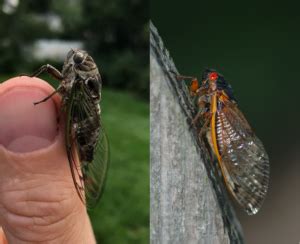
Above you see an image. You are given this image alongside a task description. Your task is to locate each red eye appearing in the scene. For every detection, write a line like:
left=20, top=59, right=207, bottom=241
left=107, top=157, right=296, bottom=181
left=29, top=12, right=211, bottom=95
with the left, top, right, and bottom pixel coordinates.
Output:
left=209, top=72, right=218, bottom=81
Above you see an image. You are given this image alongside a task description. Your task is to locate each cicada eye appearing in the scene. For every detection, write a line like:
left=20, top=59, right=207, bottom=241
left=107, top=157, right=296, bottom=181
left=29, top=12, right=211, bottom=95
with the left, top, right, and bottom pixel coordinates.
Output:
left=86, top=78, right=100, bottom=95
left=66, top=49, right=75, bottom=60
left=73, top=52, right=85, bottom=64
left=209, top=72, right=218, bottom=81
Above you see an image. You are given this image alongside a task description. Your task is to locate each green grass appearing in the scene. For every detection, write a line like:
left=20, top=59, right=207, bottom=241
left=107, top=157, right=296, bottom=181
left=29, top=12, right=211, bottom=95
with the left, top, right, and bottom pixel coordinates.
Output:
left=89, top=88, right=149, bottom=244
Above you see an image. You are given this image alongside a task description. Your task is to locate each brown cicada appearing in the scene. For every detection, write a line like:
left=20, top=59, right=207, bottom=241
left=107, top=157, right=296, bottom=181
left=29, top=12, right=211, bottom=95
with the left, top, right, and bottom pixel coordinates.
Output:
left=177, top=69, right=270, bottom=215
left=30, top=49, right=109, bottom=208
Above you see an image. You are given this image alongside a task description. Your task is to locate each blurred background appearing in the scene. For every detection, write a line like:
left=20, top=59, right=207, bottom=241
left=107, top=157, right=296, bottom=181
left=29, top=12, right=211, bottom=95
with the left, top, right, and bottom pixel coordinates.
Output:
left=152, top=1, right=299, bottom=243
left=0, top=0, right=149, bottom=243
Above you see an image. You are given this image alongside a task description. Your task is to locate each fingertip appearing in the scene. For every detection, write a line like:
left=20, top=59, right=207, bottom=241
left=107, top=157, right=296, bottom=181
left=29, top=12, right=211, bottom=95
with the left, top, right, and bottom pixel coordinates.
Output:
left=0, top=76, right=61, bottom=153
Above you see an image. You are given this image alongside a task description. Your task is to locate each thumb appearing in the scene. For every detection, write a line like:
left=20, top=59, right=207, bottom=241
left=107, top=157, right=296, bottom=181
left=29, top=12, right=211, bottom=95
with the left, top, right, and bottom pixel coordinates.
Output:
left=0, top=77, right=95, bottom=243
left=0, top=76, right=59, bottom=153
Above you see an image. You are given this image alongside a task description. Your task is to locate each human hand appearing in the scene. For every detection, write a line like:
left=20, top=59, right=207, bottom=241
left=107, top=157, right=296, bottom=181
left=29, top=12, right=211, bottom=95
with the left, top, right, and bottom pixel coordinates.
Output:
left=0, top=77, right=96, bottom=243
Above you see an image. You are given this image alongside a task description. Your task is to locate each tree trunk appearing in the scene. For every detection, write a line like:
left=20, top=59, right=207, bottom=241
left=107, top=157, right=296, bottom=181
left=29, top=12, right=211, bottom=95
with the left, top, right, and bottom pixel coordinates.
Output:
left=150, top=21, right=244, bottom=244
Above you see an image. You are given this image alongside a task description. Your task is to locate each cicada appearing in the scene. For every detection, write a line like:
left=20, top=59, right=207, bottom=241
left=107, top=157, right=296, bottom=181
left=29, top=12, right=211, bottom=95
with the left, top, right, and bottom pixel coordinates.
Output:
left=30, top=49, right=109, bottom=208
left=177, top=69, right=269, bottom=215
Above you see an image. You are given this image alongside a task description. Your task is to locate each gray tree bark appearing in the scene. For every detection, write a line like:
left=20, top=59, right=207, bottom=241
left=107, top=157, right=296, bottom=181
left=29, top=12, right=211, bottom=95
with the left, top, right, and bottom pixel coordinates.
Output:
left=150, top=22, right=244, bottom=244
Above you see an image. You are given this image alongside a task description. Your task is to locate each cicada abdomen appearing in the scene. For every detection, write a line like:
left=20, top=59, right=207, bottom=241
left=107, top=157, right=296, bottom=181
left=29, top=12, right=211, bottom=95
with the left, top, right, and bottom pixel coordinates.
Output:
left=178, top=69, right=270, bottom=215
left=30, top=49, right=109, bottom=208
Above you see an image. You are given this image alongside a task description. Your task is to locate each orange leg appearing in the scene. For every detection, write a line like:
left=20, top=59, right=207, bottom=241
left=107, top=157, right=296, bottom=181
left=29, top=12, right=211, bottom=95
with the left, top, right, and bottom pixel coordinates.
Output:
left=172, top=73, right=200, bottom=96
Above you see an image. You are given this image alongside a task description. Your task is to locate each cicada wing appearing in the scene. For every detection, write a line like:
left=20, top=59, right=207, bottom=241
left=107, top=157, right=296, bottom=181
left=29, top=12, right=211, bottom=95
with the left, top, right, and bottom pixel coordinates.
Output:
left=65, top=81, right=86, bottom=204
left=82, top=122, right=109, bottom=208
left=65, top=80, right=109, bottom=208
left=215, top=101, right=270, bottom=215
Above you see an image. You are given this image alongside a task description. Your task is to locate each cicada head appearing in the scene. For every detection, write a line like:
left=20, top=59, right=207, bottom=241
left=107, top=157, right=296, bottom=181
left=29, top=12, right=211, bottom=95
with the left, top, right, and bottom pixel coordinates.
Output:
left=62, top=49, right=102, bottom=97
left=66, top=49, right=98, bottom=72
left=202, top=69, right=237, bottom=102
left=62, top=49, right=100, bottom=81
left=201, top=68, right=218, bottom=91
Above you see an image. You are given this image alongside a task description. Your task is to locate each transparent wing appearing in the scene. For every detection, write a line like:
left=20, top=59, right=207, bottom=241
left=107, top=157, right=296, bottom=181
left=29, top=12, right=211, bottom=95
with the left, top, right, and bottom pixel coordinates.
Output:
left=83, top=121, right=109, bottom=208
left=65, top=80, right=109, bottom=208
left=215, top=101, right=269, bottom=215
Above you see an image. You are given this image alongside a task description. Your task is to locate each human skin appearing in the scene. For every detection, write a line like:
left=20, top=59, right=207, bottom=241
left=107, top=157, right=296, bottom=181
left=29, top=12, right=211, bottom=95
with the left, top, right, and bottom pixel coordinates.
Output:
left=0, top=77, right=96, bottom=243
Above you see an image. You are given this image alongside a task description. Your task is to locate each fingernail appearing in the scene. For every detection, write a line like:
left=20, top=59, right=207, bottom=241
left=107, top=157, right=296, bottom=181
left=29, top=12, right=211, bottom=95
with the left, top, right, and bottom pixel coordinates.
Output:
left=0, top=77, right=60, bottom=153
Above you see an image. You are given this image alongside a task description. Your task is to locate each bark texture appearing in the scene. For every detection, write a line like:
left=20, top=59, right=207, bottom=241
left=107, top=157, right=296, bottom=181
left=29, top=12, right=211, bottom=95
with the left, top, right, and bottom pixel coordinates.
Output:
left=150, top=21, right=244, bottom=244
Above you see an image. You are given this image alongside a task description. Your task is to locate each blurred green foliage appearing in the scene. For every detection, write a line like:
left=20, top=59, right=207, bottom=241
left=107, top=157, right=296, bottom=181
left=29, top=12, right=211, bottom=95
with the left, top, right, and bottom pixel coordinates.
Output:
left=0, top=0, right=50, bottom=72
left=90, top=89, right=149, bottom=243
left=80, top=1, right=149, bottom=97
left=0, top=0, right=148, bottom=98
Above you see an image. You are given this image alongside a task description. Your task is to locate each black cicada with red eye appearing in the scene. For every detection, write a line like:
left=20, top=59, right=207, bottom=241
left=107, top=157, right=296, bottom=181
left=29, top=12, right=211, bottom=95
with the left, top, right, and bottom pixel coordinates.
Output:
left=29, top=49, right=109, bottom=208
left=177, top=69, right=270, bottom=215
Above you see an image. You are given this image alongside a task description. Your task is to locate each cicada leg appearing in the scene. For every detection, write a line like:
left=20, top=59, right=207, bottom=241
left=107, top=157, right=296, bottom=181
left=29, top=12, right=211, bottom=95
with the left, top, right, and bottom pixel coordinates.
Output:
left=33, top=90, right=59, bottom=105
left=199, top=115, right=211, bottom=137
left=191, top=90, right=210, bottom=125
left=27, top=64, right=64, bottom=105
left=199, top=114, right=216, bottom=162
left=175, top=75, right=199, bottom=96
left=169, top=71, right=198, bottom=94
left=30, top=64, right=63, bottom=80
